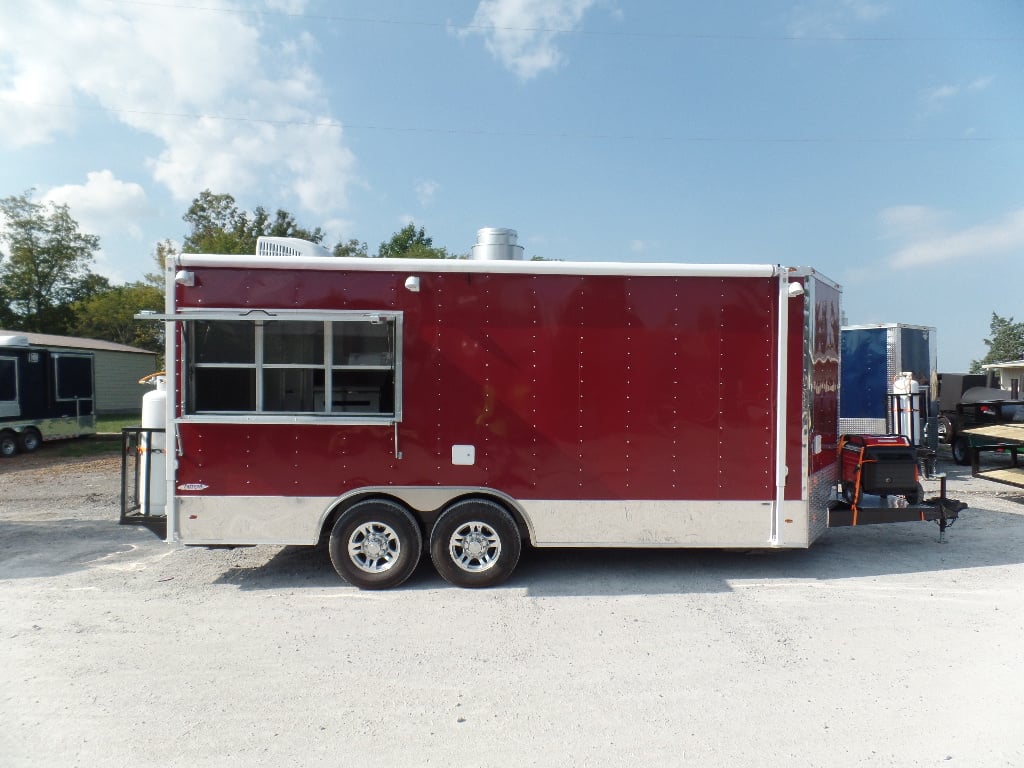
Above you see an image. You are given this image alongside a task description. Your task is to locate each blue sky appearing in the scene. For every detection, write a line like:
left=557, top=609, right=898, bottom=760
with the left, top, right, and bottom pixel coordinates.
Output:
left=1, top=0, right=1022, bottom=371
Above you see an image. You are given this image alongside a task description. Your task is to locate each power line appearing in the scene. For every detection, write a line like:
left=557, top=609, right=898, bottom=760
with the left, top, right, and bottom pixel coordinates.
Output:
left=105, top=0, right=1023, bottom=43
left=5, top=97, right=1021, bottom=144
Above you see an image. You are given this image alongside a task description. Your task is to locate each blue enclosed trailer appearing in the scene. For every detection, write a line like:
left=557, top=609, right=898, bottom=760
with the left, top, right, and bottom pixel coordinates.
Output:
left=839, top=323, right=937, bottom=438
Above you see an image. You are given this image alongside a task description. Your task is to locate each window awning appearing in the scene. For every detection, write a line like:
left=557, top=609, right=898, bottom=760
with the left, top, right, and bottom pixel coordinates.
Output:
left=135, top=309, right=400, bottom=322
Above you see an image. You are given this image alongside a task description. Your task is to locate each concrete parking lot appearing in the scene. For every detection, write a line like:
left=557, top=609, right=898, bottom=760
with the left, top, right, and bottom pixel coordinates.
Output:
left=2, top=450, right=1023, bottom=767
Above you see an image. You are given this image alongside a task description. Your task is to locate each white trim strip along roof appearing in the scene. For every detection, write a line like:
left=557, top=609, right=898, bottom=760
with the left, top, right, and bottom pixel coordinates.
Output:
left=176, top=253, right=781, bottom=279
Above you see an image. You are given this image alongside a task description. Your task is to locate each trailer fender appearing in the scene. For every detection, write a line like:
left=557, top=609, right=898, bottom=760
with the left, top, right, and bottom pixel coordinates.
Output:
left=318, top=486, right=533, bottom=547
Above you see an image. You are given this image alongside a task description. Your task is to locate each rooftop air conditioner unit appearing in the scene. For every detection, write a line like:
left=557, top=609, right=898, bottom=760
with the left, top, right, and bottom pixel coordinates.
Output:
left=256, top=236, right=331, bottom=258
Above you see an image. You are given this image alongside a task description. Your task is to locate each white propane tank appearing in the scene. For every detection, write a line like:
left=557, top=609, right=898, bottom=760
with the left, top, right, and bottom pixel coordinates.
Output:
left=140, top=375, right=167, bottom=516
left=891, top=372, right=922, bottom=445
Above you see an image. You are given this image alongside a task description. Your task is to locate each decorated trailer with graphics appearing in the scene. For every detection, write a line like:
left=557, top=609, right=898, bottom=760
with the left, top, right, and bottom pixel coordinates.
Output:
left=0, top=334, right=96, bottom=457
left=125, top=236, right=961, bottom=589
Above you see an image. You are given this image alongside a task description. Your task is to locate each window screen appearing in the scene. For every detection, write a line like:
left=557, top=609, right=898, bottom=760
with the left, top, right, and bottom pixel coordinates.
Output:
left=54, top=355, right=93, bottom=400
left=0, top=358, right=16, bottom=401
left=186, top=315, right=400, bottom=418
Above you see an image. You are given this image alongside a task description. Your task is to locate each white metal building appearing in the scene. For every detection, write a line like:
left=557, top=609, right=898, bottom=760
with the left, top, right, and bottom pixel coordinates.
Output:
left=983, top=359, right=1024, bottom=399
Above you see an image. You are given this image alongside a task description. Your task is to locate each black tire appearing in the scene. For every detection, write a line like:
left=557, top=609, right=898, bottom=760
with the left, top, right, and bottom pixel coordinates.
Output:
left=328, top=499, right=422, bottom=590
left=18, top=428, right=41, bottom=454
left=0, top=431, right=18, bottom=458
left=952, top=436, right=971, bottom=466
left=430, top=499, right=521, bottom=588
left=937, top=416, right=952, bottom=444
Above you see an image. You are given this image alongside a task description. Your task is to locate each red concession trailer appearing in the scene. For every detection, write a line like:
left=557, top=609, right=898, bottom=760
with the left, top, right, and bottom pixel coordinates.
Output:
left=133, top=238, right=867, bottom=588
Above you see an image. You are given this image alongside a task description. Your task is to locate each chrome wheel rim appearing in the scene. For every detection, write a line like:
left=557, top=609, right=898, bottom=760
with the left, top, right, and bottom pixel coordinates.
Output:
left=348, top=522, right=401, bottom=574
left=448, top=521, right=501, bottom=573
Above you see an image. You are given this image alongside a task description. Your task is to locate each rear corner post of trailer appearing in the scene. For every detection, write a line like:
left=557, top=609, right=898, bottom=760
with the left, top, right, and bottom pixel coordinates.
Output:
left=121, top=234, right=960, bottom=589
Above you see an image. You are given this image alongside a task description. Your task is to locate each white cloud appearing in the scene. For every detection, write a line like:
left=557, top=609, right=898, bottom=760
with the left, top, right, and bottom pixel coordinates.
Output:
left=264, top=0, right=310, bottom=13
left=879, top=205, right=947, bottom=240
left=322, top=216, right=356, bottom=244
left=629, top=239, right=657, bottom=254
left=922, top=84, right=959, bottom=105
left=847, top=0, right=889, bottom=22
left=0, top=0, right=356, bottom=216
left=461, top=0, right=598, bottom=80
left=38, top=172, right=154, bottom=283
left=415, top=180, right=440, bottom=207
left=788, top=0, right=890, bottom=39
left=42, top=170, right=151, bottom=239
left=920, top=76, right=993, bottom=111
left=882, top=206, right=1024, bottom=268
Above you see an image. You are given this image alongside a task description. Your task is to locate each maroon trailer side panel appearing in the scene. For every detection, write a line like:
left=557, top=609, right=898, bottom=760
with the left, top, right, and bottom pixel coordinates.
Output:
left=173, top=268, right=781, bottom=503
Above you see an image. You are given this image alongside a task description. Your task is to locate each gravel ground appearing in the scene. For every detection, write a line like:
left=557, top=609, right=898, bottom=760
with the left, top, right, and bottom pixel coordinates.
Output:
left=1, top=448, right=1023, bottom=767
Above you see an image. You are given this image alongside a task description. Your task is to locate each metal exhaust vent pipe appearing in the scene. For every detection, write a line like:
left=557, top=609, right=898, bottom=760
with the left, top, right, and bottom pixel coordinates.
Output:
left=471, top=228, right=524, bottom=261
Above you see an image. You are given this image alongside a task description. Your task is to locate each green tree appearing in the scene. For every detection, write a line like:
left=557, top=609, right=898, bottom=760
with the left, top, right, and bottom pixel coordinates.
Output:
left=72, top=283, right=164, bottom=352
left=0, top=191, right=102, bottom=333
left=971, top=313, right=1024, bottom=373
left=182, top=190, right=325, bottom=254
left=333, top=238, right=369, bottom=258
left=376, top=223, right=450, bottom=259
left=145, top=239, right=179, bottom=288
left=72, top=239, right=170, bottom=353
left=0, top=282, right=16, bottom=328
left=68, top=273, right=112, bottom=302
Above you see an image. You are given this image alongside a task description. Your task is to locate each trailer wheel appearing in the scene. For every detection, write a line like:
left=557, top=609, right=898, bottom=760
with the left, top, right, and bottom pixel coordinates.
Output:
left=328, top=499, right=422, bottom=590
left=0, top=431, right=18, bottom=458
left=18, top=428, right=41, bottom=454
left=430, top=499, right=521, bottom=588
left=951, top=436, right=971, bottom=466
left=937, top=416, right=952, bottom=444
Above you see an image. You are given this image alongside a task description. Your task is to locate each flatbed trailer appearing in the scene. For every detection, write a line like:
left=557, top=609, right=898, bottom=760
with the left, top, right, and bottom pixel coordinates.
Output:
left=123, top=236, right=962, bottom=588
left=963, top=422, right=1024, bottom=490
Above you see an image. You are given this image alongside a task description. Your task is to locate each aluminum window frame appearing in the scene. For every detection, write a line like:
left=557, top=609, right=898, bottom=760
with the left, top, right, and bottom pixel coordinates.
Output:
left=52, top=353, right=95, bottom=403
left=181, top=309, right=403, bottom=425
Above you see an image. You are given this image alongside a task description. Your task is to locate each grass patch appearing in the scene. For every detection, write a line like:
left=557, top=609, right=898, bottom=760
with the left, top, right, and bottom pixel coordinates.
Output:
left=42, top=435, right=124, bottom=459
left=2, top=413, right=143, bottom=462
left=97, top=413, right=142, bottom=433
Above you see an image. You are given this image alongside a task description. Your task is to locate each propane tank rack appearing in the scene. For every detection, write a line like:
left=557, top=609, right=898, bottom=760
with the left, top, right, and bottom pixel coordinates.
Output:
left=120, top=426, right=167, bottom=539
left=886, top=387, right=939, bottom=478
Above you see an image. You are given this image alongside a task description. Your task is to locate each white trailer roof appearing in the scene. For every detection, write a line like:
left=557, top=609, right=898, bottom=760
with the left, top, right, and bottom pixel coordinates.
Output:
left=175, top=253, right=781, bottom=279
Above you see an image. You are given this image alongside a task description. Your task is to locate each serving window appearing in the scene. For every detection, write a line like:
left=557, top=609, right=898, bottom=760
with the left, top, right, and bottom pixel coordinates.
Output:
left=185, top=312, right=400, bottom=420
left=0, top=358, right=17, bottom=403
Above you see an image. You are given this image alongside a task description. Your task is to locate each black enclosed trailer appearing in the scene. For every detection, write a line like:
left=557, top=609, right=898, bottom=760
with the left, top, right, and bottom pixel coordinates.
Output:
left=0, top=334, right=96, bottom=456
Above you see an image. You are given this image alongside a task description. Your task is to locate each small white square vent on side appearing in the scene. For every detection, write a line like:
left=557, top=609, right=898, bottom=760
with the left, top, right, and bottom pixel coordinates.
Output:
left=451, top=445, right=475, bottom=465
